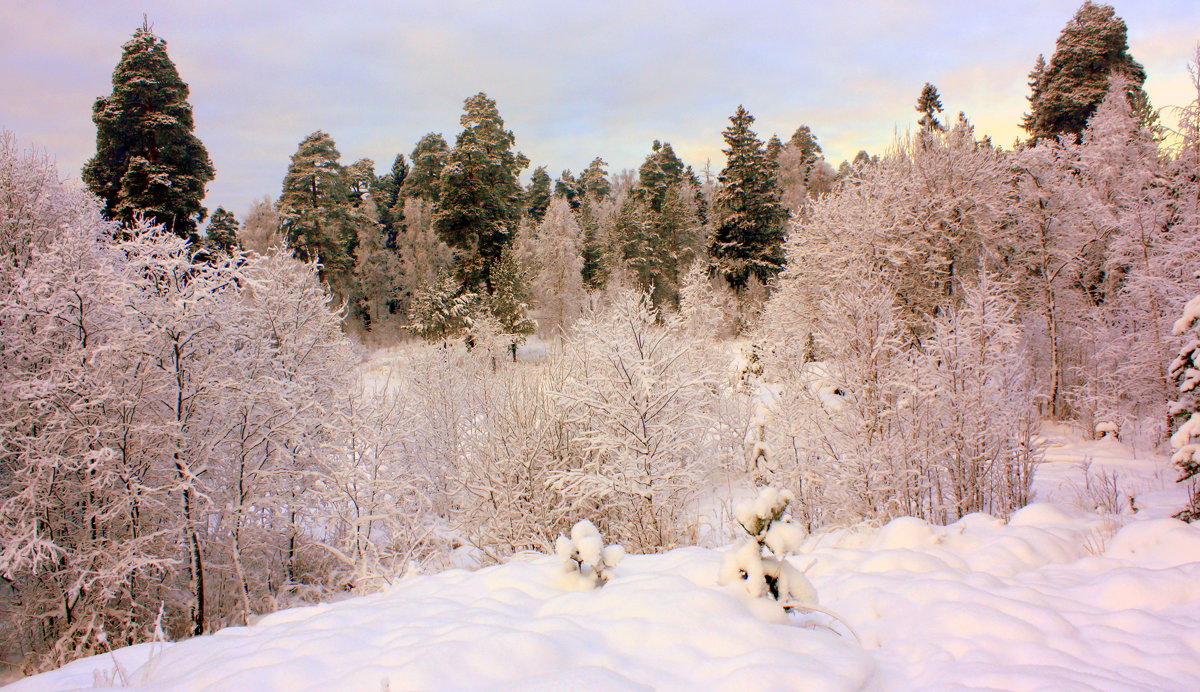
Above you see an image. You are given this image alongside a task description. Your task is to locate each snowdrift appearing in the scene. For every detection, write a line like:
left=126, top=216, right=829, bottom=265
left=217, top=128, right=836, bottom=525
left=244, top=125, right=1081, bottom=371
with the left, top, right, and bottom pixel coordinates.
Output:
left=11, top=502, right=1200, bottom=691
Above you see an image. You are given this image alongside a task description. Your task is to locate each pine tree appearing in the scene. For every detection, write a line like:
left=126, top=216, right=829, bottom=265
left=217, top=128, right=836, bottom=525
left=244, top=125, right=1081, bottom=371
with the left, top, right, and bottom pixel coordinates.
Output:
left=636, top=140, right=686, bottom=212
left=555, top=170, right=581, bottom=210
left=277, top=131, right=356, bottom=286
left=916, top=83, right=945, bottom=132
left=525, top=166, right=553, bottom=220
left=434, top=93, right=529, bottom=294
left=401, top=133, right=449, bottom=202
left=710, top=106, right=789, bottom=291
left=579, top=157, right=612, bottom=199
left=1023, top=1, right=1149, bottom=142
left=205, top=207, right=239, bottom=254
left=788, top=125, right=823, bottom=164
left=83, top=23, right=214, bottom=241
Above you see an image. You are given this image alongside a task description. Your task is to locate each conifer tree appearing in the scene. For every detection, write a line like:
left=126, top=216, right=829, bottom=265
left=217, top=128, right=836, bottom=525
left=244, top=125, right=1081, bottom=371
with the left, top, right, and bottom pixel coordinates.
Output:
left=710, top=106, right=789, bottom=291
left=916, top=83, right=945, bottom=132
left=525, top=166, right=553, bottom=220
left=637, top=140, right=686, bottom=212
left=373, top=153, right=408, bottom=241
left=788, top=125, right=823, bottom=164
left=579, top=157, right=612, bottom=199
left=402, top=133, right=449, bottom=202
left=434, top=93, right=529, bottom=293
left=486, top=245, right=536, bottom=359
left=1023, top=1, right=1149, bottom=142
left=83, top=23, right=214, bottom=241
left=555, top=170, right=581, bottom=210
left=277, top=131, right=356, bottom=286
left=765, top=135, right=784, bottom=163
left=205, top=207, right=239, bottom=254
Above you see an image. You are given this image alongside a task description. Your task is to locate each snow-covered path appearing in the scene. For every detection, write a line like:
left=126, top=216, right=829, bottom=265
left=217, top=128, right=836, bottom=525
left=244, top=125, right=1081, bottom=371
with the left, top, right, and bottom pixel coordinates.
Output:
left=10, top=436, right=1200, bottom=691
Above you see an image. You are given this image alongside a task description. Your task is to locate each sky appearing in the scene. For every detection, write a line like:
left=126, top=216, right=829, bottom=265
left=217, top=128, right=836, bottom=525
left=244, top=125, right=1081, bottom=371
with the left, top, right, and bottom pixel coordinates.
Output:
left=1, top=0, right=1198, bottom=216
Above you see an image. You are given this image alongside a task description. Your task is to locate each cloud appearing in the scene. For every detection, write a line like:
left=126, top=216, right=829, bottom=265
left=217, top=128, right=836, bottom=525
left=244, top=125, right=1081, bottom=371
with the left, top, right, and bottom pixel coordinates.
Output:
left=2, top=0, right=1197, bottom=215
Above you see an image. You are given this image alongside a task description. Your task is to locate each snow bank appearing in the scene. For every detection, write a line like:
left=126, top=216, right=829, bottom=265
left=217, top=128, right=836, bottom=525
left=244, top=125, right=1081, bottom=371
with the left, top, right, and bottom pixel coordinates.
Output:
left=12, top=508, right=1200, bottom=692
left=12, top=433, right=1200, bottom=691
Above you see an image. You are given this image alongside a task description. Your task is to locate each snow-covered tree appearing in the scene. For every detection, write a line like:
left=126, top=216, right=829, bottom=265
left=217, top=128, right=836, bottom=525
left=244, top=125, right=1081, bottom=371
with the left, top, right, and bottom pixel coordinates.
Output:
left=551, top=292, right=718, bottom=552
left=1170, top=293, right=1200, bottom=522
left=238, top=196, right=282, bottom=255
left=710, top=106, right=789, bottom=292
left=82, top=23, right=214, bottom=240
left=718, top=487, right=816, bottom=604
left=555, top=520, right=624, bottom=590
left=434, top=93, right=529, bottom=293
left=1023, top=1, right=1150, bottom=142
left=205, top=206, right=240, bottom=255
left=530, top=196, right=587, bottom=334
left=919, top=276, right=1040, bottom=520
left=278, top=131, right=357, bottom=288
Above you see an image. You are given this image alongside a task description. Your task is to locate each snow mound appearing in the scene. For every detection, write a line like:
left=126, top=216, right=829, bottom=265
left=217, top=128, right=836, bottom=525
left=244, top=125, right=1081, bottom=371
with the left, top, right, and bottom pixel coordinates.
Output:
left=12, top=505, right=1200, bottom=692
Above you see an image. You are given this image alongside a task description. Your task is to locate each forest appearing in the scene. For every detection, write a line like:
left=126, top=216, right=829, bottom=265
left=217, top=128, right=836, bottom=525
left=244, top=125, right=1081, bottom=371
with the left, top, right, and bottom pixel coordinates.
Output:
left=2, top=1, right=1200, bottom=681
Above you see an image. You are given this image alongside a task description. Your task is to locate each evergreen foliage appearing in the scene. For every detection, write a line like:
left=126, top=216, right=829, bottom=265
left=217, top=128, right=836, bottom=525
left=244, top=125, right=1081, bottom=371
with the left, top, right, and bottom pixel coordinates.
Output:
left=555, top=170, right=581, bottom=210
left=636, top=140, right=685, bottom=212
left=1023, top=1, right=1149, bottom=142
left=373, top=153, right=409, bottom=241
left=1172, top=297, right=1200, bottom=522
left=916, top=83, right=945, bottom=132
left=579, top=157, right=612, bottom=199
left=765, top=135, right=784, bottom=163
left=788, top=125, right=823, bottom=164
left=710, top=106, right=789, bottom=291
left=205, top=207, right=239, bottom=254
left=485, top=245, right=536, bottom=357
left=525, top=166, right=553, bottom=221
left=277, top=131, right=357, bottom=286
left=82, top=24, right=214, bottom=241
left=434, top=93, right=529, bottom=293
left=402, top=133, right=449, bottom=202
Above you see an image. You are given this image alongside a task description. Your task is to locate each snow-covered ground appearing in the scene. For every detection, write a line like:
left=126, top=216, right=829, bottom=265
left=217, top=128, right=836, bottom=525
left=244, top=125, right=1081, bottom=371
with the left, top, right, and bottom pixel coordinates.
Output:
left=10, top=429, right=1200, bottom=691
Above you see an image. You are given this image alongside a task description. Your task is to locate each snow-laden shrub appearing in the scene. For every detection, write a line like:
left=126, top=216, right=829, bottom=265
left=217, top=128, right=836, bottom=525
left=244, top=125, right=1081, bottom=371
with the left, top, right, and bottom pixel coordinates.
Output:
left=718, top=488, right=816, bottom=604
left=555, top=520, right=624, bottom=590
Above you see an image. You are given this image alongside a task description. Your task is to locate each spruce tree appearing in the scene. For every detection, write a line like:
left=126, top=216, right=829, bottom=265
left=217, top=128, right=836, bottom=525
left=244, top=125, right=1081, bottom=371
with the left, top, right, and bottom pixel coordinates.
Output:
left=373, top=153, right=409, bottom=241
left=916, top=83, right=945, bottom=132
left=434, top=93, right=529, bottom=293
left=710, top=106, right=789, bottom=291
left=525, top=166, right=553, bottom=220
left=205, top=207, right=239, bottom=254
left=486, top=245, right=536, bottom=359
left=402, top=133, right=449, bottom=202
left=83, top=23, right=214, bottom=241
left=765, top=135, right=784, bottom=164
left=1023, top=1, right=1149, bottom=142
left=277, top=131, right=356, bottom=286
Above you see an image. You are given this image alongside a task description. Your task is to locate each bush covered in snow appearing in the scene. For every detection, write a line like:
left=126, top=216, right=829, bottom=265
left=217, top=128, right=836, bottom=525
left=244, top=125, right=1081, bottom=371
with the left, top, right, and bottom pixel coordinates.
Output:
left=718, top=488, right=817, bottom=604
left=554, top=520, right=624, bottom=590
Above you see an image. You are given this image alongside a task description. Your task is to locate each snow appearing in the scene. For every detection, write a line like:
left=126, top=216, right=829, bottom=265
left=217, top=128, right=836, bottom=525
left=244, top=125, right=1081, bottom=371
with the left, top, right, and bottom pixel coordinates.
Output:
left=10, top=431, right=1200, bottom=691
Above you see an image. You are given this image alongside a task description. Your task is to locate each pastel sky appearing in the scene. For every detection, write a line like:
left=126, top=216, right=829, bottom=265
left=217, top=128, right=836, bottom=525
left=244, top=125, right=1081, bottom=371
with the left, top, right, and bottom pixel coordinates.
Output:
left=2, top=0, right=1198, bottom=217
